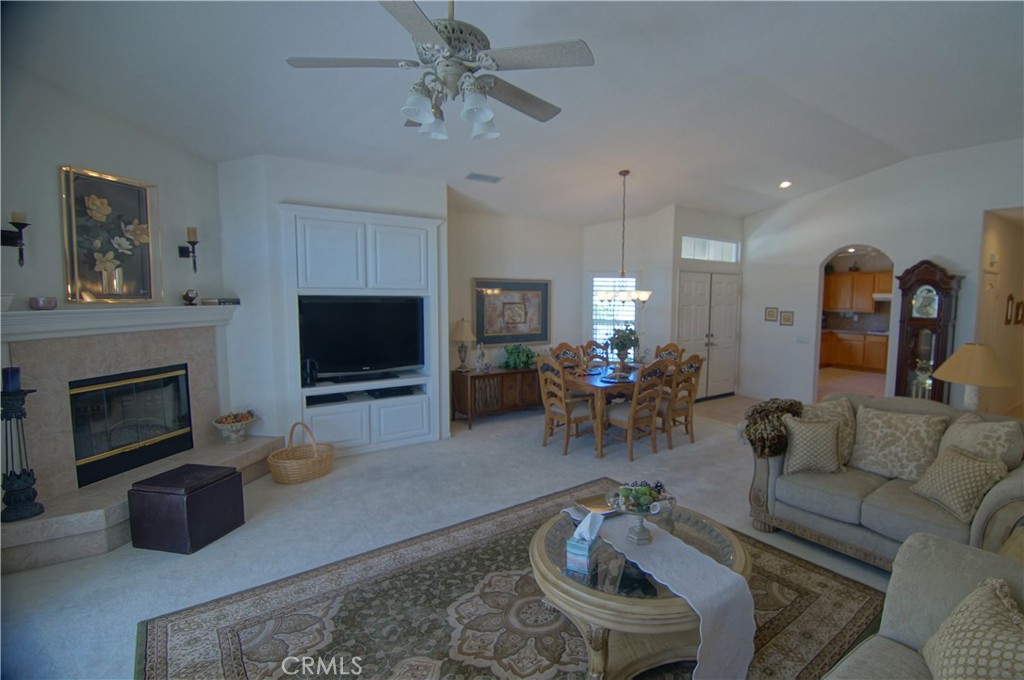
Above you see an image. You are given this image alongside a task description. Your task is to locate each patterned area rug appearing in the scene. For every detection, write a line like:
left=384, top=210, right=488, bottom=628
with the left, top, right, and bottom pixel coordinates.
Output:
left=137, top=479, right=882, bottom=679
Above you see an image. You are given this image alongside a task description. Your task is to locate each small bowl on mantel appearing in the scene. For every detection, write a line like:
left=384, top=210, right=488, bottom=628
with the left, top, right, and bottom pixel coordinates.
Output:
left=28, top=296, right=57, bottom=310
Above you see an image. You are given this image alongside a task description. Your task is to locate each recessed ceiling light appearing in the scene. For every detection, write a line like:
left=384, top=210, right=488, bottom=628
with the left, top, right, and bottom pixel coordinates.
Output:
left=847, top=247, right=856, bottom=253
left=778, top=180, right=793, bottom=189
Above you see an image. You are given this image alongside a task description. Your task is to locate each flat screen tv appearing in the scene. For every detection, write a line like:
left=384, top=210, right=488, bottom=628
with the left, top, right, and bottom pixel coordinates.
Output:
left=298, top=295, right=425, bottom=379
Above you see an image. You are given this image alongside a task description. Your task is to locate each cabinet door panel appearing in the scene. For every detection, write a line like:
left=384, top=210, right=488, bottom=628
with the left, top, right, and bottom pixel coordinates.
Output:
left=368, top=224, right=428, bottom=290
left=874, top=271, right=894, bottom=294
left=519, top=371, right=540, bottom=407
left=305, top=405, right=370, bottom=446
left=297, top=218, right=365, bottom=289
left=824, top=274, right=853, bottom=311
left=501, top=373, right=521, bottom=408
left=863, top=336, right=888, bottom=371
left=852, top=272, right=876, bottom=312
left=373, top=397, right=430, bottom=442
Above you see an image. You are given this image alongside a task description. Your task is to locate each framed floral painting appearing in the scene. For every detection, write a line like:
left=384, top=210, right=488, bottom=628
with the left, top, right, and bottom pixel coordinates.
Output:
left=473, top=278, right=550, bottom=345
left=61, top=166, right=160, bottom=302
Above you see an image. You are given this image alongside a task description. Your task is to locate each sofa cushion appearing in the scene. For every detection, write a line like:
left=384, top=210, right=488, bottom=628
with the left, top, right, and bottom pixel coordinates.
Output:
left=804, top=397, right=856, bottom=465
left=776, top=469, right=888, bottom=524
left=910, top=445, right=1008, bottom=522
left=940, top=413, right=1024, bottom=470
left=783, top=414, right=840, bottom=475
left=849, top=405, right=949, bottom=482
left=921, top=577, right=1024, bottom=679
left=823, top=635, right=932, bottom=679
left=861, top=479, right=969, bottom=544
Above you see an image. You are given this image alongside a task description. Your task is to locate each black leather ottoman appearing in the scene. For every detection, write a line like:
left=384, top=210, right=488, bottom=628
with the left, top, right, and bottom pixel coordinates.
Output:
left=128, top=463, right=244, bottom=554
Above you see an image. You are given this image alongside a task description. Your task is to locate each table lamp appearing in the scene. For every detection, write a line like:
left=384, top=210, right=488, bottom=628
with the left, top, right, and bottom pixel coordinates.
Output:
left=452, top=318, right=476, bottom=372
left=932, top=342, right=1011, bottom=412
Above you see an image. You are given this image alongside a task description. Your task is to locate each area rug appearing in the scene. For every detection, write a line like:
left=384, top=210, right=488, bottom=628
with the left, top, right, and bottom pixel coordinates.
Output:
left=137, top=478, right=882, bottom=680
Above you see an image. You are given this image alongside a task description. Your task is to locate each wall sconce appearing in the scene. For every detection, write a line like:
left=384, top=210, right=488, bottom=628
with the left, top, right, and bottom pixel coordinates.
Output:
left=178, top=226, right=199, bottom=272
left=1, top=211, right=30, bottom=267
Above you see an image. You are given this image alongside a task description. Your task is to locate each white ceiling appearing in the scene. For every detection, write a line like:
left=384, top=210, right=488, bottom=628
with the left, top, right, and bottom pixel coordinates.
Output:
left=2, top=1, right=1021, bottom=225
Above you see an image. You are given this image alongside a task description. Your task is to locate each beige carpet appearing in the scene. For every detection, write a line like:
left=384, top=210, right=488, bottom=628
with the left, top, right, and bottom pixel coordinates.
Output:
left=137, top=479, right=882, bottom=680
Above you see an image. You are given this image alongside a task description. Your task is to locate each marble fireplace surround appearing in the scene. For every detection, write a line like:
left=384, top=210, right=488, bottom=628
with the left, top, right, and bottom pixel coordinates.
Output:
left=0, top=307, right=282, bottom=573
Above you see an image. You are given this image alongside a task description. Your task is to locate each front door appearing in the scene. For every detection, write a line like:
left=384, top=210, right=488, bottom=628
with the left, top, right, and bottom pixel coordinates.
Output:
left=675, top=272, right=740, bottom=398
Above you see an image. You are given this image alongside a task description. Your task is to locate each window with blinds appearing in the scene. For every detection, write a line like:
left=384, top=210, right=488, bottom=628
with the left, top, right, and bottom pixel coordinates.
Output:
left=592, top=276, right=638, bottom=357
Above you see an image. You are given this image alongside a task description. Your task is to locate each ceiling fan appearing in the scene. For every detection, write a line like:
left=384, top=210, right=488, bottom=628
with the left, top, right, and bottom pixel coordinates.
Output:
left=287, top=0, right=594, bottom=139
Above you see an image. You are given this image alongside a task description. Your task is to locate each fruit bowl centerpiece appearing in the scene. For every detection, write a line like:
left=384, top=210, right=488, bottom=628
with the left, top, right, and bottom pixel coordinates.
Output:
left=213, top=410, right=257, bottom=443
left=607, top=481, right=675, bottom=545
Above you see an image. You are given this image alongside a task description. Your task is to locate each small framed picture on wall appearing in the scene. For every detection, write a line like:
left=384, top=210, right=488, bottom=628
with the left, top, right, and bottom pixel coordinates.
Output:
left=779, top=310, right=795, bottom=326
left=764, top=307, right=779, bottom=322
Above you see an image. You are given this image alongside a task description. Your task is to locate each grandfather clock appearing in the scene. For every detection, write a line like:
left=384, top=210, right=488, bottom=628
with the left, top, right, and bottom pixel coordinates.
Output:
left=894, top=260, right=962, bottom=403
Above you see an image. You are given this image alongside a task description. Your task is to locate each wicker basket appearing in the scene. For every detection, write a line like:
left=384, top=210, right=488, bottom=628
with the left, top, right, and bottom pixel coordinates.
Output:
left=268, top=422, right=334, bottom=484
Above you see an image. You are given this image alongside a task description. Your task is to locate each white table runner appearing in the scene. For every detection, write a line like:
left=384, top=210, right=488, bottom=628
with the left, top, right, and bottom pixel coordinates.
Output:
left=565, top=507, right=755, bottom=679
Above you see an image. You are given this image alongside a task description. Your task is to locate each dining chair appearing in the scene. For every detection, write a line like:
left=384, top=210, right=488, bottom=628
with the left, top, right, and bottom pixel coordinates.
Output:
left=535, top=355, right=596, bottom=455
left=579, top=340, right=611, bottom=370
left=549, top=342, right=584, bottom=370
left=604, top=358, right=671, bottom=461
left=653, top=343, right=686, bottom=361
left=658, top=354, right=705, bottom=448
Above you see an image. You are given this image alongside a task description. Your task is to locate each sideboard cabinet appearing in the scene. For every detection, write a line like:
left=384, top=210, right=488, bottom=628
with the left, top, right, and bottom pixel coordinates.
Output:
left=451, top=368, right=542, bottom=429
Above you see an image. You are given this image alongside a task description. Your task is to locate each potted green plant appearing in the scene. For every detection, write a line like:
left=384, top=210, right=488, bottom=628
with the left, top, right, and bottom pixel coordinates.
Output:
left=502, top=344, right=537, bottom=370
left=609, top=325, right=639, bottom=367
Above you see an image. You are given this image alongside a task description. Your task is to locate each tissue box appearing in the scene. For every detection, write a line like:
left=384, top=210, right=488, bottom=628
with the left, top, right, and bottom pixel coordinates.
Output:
left=566, top=536, right=597, bottom=574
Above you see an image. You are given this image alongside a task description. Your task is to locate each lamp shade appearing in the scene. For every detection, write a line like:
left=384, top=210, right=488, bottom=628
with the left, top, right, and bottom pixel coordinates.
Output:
left=401, top=91, right=434, bottom=124
left=418, top=117, right=448, bottom=140
left=452, top=318, right=476, bottom=343
left=460, top=91, right=494, bottom=123
left=932, top=343, right=1012, bottom=387
left=471, top=120, right=500, bottom=140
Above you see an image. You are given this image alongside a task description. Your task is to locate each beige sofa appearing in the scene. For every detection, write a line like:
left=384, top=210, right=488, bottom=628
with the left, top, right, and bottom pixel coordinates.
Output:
left=824, top=532, right=1024, bottom=679
left=747, top=393, right=1024, bottom=570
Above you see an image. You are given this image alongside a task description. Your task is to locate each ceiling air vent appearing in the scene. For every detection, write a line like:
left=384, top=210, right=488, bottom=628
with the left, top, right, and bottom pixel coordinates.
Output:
left=465, top=172, right=502, bottom=184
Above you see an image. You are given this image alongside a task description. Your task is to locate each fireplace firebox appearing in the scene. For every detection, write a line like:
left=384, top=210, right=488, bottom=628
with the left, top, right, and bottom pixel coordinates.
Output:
left=69, top=364, right=193, bottom=487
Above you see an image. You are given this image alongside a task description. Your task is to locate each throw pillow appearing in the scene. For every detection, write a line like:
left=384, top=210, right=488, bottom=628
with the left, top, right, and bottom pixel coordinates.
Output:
left=922, top=578, right=1024, bottom=679
left=803, top=397, right=856, bottom=465
left=940, top=413, right=1024, bottom=470
left=911, top=446, right=1008, bottom=523
left=782, top=414, right=840, bottom=475
left=849, top=405, right=949, bottom=481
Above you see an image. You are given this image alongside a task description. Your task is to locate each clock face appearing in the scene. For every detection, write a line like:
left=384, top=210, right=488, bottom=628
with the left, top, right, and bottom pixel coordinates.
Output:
left=911, top=285, right=938, bottom=319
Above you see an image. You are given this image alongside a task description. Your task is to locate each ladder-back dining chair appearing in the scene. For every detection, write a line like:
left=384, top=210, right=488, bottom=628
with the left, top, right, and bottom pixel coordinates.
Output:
left=535, top=354, right=595, bottom=455
left=653, top=343, right=686, bottom=362
left=579, top=340, right=611, bottom=370
left=605, top=358, right=671, bottom=461
left=658, top=354, right=705, bottom=448
left=549, top=342, right=584, bottom=370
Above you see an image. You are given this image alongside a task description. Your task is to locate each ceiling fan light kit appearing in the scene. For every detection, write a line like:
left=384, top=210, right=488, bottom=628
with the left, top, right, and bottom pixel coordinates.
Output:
left=288, top=0, right=594, bottom=141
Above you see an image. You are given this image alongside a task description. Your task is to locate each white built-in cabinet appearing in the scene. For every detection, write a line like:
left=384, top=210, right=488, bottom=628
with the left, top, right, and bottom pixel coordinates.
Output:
left=281, top=204, right=441, bottom=454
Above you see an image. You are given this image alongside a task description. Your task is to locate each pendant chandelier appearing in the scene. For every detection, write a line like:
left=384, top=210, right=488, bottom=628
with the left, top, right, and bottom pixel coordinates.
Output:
left=596, top=169, right=653, bottom=304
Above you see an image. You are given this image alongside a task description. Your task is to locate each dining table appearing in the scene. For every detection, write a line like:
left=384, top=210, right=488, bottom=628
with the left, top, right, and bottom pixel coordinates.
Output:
left=565, top=364, right=637, bottom=458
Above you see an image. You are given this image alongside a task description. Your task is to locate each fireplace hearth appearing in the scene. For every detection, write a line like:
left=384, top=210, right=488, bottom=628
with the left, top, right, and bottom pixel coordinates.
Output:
left=69, top=364, right=193, bottom=487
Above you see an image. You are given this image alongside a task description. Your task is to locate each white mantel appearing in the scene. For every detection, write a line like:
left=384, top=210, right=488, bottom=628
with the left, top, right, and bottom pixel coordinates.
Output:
left=0, top=305, right=235, bottom=342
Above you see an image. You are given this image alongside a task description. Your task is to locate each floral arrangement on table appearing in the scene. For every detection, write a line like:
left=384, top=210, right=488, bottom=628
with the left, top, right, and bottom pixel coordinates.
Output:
left=74, top=193, right=150, bottom=286
left=502, top=344, right=537, bottom=370
left=610, top=480, right=670, bottom=513
left=608, top=325, right=640, bottom=354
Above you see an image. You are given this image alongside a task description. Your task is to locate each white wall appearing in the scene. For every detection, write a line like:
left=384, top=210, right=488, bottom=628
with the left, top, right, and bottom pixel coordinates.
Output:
left=218, top=155, right=447, bottom=437
left=0, top=66, right=223, bottom=306
left=740, top=139, right=1024, bottom=405
left=976, top=210, right=1024, bottom=415
left=446, top=204, right=583, bottom=365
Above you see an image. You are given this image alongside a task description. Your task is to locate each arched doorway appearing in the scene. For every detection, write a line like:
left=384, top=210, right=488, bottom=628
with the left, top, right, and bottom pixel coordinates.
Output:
left=817, top=244, right=894, bottom=401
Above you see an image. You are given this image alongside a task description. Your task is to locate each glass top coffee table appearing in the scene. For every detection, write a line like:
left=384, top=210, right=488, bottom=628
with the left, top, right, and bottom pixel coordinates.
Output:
left=528, top=505, right=750, bottom=679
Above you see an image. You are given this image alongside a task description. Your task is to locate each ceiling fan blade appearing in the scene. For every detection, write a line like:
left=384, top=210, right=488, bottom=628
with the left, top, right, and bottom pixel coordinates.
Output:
left=286, top=57, right=419, bottom=69
left=485, top=76, right=561, bottom=122
left=480, top=40, right=594, bottom=71
left=378, top=1, right=451, bottom=49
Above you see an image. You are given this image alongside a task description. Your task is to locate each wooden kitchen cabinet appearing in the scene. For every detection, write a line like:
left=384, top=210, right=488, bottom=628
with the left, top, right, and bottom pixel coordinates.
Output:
left=874, top=271, right=894, bottom=294
left=451, top=367, right=541, bottom=429
left=852, top=272, right=876, bottom=312
left=824, top=273, right=853, bottom=311
left=863, top=334, right=888, bottom=372
left=833, top=332, right=866, bottom=367
left=820, top=332, right=836, bottom=367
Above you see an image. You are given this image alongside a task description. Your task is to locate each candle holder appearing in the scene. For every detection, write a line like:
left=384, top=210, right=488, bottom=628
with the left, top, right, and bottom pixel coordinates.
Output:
left=1, top=220, right=31, bottom=267
left=178, top=238, right=199, bottom=273
left=2, top=389, right=44, bottom=522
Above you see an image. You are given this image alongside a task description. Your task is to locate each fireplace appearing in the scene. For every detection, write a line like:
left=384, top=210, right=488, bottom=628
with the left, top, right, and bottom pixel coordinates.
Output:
left=69, top=364, right=193, bottom=487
